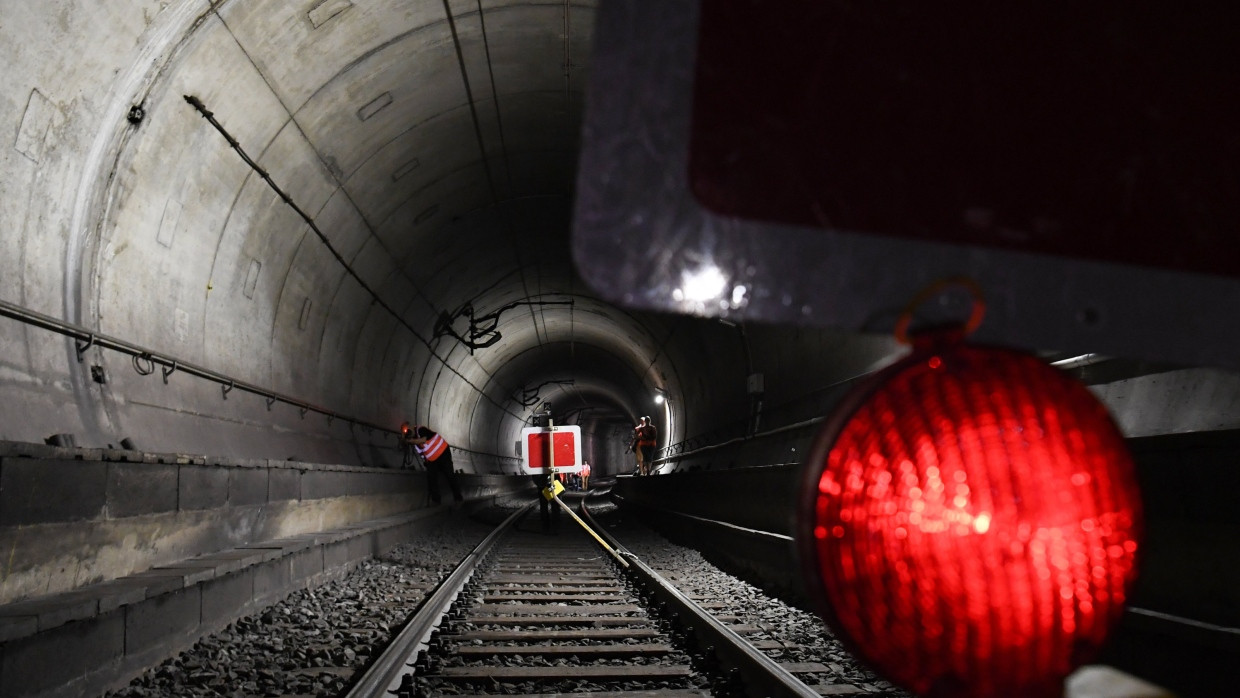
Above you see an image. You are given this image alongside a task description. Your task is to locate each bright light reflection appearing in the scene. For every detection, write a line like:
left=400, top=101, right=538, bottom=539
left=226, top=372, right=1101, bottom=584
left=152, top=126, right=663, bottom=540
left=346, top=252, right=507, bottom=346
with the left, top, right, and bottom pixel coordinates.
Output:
left=973, top=512, right=992, bottom=533
left=676, top=264, right=727, bottom=303
left=731, top=284, right=748, bottom=306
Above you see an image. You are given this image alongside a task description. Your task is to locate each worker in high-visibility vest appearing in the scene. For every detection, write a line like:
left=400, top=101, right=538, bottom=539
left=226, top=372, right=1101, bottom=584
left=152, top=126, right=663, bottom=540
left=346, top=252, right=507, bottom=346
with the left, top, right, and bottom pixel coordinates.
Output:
left=581, top=461, right=591, bottom=490
left=627, top=416, right=657, bottom=476
left=403, top=424, right=463, bottom=504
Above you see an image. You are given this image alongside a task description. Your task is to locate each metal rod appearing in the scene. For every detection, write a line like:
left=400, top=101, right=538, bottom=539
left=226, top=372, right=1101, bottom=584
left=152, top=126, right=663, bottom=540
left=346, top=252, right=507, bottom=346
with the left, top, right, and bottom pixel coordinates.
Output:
left=0, top=296, right=392, bottom=434
left=552, top=495, right=629, bottom=567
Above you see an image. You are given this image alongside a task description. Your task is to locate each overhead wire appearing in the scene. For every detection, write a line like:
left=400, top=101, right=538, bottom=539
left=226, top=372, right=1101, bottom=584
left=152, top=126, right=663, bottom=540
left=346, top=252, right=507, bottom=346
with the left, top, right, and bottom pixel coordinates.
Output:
left=435, top=296, right=574, bottom=353
left=441, top=0, right=548, bottom=348
left=563, top=0, right=577, bottom=359
left=473, top=0, right=553, bottom=346
left=212, top=11, right=442, bottom=323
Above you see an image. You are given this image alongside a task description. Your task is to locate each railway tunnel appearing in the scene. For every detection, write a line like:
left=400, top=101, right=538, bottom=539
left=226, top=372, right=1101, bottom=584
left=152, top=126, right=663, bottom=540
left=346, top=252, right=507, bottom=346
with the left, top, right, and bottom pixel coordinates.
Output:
left=2, top=2, right=1238, bottom=697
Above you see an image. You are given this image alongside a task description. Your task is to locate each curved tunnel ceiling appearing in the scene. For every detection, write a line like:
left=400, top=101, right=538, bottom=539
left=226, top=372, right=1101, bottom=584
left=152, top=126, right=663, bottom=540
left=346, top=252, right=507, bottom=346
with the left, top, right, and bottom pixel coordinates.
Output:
left=92, top=0, right=671, bottom=459
left=0, top=0, right=910, bottom=467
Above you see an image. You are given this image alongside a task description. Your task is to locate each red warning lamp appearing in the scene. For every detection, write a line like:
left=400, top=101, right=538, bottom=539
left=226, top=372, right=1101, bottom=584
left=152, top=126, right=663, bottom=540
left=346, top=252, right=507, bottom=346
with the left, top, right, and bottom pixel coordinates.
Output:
left=797, top=283, right=1143, bottom=698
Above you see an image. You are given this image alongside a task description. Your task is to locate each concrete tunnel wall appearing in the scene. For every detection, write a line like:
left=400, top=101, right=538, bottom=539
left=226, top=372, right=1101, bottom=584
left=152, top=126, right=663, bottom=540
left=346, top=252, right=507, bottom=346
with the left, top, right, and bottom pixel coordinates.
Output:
left=2, top=1, right=701, bottom=471
left=0, top=443, right=530, bottom=605
left=3, top=7, right=1240, bottom=696
left=4, top=4, right=1240, bottom=494
left=5, top=0, right=886, bottom=477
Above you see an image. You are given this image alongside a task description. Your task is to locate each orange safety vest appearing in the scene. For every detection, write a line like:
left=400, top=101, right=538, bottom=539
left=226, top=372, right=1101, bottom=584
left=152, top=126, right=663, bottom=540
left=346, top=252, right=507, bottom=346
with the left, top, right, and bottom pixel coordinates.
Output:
left=415, top=432, right=448, bottom=462
left=635, top=425, right=656, bottom=447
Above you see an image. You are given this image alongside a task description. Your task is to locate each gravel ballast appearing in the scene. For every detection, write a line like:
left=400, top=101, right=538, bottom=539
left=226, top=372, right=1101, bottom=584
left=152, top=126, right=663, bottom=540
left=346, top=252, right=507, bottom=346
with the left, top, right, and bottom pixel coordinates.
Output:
left=105, top=509, right=499, bottom=698
left=104, top=498, right=910, bottom=697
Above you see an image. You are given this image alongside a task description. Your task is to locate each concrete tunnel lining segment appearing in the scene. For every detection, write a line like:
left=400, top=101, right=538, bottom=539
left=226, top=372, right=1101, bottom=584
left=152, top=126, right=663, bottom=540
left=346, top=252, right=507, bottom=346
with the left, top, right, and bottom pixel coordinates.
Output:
left=3, top=5, right=1240, bottom=697
left=0, top=0, right=709, bottom=466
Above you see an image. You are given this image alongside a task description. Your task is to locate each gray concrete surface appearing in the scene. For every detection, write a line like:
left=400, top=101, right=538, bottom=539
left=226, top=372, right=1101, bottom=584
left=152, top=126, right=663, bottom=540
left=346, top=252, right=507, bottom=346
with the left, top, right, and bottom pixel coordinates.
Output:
left=0, top=506, right=457, bottom=698
left=0, top=440, right=522, bottom=606
left=1, top=3, right=1238, bottom=693
left=2, top=0, right=1237, bottom=481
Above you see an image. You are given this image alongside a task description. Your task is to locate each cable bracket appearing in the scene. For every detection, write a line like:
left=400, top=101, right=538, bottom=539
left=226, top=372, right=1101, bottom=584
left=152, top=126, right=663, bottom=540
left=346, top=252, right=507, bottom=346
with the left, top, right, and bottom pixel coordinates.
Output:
left=75, top=334, right=95, bottom=362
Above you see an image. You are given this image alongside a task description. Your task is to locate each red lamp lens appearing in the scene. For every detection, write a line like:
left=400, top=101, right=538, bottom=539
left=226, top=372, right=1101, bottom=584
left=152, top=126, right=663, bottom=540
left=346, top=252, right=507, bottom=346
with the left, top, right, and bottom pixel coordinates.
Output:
left=800, top=344, right=1143, bottom=698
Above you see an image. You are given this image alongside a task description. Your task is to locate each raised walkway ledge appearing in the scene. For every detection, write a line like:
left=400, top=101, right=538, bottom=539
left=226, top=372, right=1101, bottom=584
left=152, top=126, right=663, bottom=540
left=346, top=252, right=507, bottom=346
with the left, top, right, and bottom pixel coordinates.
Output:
left=0, top=440, right=527, bottom=698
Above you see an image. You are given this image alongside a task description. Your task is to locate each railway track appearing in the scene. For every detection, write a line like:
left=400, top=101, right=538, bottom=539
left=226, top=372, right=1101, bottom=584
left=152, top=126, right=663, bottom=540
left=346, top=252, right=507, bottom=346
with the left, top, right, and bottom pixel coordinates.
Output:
left=347, top=498, right=826, bottom=697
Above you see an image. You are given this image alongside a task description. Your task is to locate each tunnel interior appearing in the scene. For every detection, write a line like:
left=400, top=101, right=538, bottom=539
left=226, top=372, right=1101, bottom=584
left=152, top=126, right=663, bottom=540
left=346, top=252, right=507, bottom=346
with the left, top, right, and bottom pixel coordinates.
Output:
left=1, top=1, right=736, bottom=469
left=4, top=3, right=1240, bottom=697
left=2, top=0, right=927, bottom=477
left=2, top=0, right=1239, bottom=541
left=2, top=2, right=1237, bottom=465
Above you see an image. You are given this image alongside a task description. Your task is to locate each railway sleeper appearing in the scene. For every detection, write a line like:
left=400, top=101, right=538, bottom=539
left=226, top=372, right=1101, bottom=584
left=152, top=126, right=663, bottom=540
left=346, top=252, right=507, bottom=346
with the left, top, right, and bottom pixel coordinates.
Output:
left=436, top=665, right=694, bottom=680
left=452, top=628, right=662, bottom=641
left=470, top=603, right=644, bottom=614
left=455, top=643, right=674, bottom=657
left=445, top=692, right=711, bottom=698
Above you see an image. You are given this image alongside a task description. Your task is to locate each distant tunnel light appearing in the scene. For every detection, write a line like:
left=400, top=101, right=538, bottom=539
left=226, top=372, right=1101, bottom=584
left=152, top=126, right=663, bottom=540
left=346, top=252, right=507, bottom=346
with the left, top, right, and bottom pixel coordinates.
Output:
left=654, top=393, right=665, bottom=404
left=799, top=342, right=1143, bottom=698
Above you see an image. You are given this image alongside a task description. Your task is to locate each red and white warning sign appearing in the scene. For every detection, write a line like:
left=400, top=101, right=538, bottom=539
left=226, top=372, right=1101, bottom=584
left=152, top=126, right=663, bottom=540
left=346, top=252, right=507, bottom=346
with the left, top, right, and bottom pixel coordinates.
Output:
left=521, top=425, right=583, bottom=473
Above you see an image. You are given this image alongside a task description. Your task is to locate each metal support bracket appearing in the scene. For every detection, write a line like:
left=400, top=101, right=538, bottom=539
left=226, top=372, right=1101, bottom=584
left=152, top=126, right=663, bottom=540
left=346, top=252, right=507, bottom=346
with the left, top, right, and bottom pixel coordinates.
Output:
left=75, top=334, right=95, bottom=363
left=266, top=396, right=277, bottom=411
left=222, top=380, right=234, bottom=399
left=162, top=361, right=178, bottom=384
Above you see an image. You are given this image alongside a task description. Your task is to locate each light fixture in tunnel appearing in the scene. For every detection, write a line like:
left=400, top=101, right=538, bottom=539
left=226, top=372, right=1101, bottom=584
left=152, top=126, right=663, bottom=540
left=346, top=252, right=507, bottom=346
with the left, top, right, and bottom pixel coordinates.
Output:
left=797, top=333, right=1143, bottom=698
left=653, top=389, right=666, bottom=405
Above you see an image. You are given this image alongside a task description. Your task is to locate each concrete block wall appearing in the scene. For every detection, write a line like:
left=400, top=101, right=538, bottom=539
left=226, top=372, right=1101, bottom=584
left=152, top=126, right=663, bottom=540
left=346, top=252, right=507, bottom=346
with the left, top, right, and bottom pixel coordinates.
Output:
left=620, top=464, right=802, bottom=536
left=0, top=439, right=531, bottom=698
left=661, top=420, right=817, bottom=475
left=1122, top=429, right=1240, bottom=627
left=0, top=441, right=426, bottom=605
left=0, top=511, right=445, bottom=698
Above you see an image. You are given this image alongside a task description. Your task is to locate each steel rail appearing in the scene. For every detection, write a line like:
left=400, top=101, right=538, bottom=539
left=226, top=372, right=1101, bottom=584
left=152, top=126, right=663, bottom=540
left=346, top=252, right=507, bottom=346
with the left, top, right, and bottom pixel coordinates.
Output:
left=344, top=502, right=535, bottom=698
left=579, top=496, right=822, bottom=698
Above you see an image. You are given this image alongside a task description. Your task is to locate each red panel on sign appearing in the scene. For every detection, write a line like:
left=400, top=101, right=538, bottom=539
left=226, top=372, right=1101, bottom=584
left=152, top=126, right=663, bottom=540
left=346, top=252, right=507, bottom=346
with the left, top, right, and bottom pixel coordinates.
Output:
left=689, top=1, right=1240, bottom=278
left=526, top=432, right=577, bottom=469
